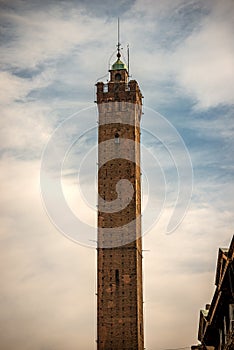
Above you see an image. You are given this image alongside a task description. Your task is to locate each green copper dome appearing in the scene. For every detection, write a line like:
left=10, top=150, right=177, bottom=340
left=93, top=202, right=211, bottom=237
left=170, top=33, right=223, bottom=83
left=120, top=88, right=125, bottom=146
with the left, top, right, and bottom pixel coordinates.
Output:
left=111, top=58, right=128, bottom=71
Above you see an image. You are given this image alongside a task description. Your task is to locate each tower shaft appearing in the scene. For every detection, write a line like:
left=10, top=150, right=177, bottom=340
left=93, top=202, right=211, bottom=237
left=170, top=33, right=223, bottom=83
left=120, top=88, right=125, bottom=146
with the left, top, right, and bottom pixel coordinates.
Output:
left=96, top=59, right=144, bottom=350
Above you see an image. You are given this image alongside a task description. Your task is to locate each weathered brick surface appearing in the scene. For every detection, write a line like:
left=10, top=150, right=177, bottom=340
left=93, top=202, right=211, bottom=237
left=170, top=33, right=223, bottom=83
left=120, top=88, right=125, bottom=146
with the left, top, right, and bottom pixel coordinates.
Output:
left=97, top=68, right=144, bottom=350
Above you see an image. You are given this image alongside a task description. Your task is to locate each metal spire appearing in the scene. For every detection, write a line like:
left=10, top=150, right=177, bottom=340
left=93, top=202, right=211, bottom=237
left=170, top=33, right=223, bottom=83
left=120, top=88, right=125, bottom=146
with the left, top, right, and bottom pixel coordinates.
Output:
left=117, top=17, right=121, bottom=59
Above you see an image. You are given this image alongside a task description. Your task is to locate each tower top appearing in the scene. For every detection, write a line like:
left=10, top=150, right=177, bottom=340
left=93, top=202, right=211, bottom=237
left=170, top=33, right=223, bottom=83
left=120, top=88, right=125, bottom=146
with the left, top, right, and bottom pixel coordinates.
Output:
left=111, top=18, right=128, bottom=72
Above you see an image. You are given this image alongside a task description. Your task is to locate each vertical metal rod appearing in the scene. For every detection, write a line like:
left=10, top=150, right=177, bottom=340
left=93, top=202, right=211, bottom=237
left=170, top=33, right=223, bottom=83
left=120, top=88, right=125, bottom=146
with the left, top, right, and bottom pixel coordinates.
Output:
left=117, top=17, right=121, bottom=58
left=127, top=44, right=130, bottom=77
left=118, top=17, right=120, bottom=44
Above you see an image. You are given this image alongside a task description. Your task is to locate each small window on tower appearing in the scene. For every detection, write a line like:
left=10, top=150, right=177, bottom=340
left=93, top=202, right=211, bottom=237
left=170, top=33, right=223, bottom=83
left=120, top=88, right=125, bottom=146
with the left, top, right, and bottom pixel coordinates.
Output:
left=115, top=133, right=120, bottom=144
left=115, top=269, right=120, bottom=284
left=115, top=73, right=121, bottom=81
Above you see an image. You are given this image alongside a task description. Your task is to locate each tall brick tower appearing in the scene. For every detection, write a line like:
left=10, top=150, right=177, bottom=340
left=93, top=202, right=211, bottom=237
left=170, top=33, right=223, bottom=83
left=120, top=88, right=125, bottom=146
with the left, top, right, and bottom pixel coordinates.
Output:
left=96, top=34, right=144, bottom=350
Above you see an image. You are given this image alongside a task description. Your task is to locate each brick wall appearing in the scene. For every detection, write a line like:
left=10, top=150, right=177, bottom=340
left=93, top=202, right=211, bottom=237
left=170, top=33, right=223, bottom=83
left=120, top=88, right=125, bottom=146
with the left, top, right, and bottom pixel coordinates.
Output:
left=97, top=71, right=144, bottom=350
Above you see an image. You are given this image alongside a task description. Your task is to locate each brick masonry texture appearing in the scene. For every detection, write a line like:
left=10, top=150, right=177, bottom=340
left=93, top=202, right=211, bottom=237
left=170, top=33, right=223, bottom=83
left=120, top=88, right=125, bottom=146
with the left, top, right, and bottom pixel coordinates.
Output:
left=96, top=67, right=144, bottom=350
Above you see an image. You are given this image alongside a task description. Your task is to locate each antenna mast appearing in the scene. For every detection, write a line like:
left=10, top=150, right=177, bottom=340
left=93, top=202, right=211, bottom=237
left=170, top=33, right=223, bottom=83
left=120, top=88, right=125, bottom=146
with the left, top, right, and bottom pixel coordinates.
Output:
left=127, top=44, right=130, bottom=77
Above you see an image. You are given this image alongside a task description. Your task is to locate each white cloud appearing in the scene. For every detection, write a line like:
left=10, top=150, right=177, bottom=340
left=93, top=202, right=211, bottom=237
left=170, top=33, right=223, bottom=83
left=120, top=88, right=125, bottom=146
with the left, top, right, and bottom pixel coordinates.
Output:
left=0, top=157, right=96, bottom=350
left=132, top=0, right=189, bottom=17
left=2, top=0, right=233, bottom=111
left=123, top=0, right=234, bottom=109
left=143, top=204, right=233, bottom=348
left=173, top=16, right=234, bottom=108
left=1, top=155, right=232, bottom=349
left=0, top=68, right=56, bottom=156
left=0, top=69, right=55, bottom=104
left=0, top=8, right=114, bottom=70
left=0, top=102, right=52, bottom=156
left=0, top=71, right=31, bottom=104
left=0, top=1, right=233, bottom=349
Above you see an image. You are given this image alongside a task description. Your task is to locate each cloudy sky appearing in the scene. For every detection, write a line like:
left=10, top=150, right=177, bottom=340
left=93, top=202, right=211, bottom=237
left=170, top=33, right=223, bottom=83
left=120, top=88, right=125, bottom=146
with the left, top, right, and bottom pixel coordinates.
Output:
left=0, top=0, right=234, bottom=349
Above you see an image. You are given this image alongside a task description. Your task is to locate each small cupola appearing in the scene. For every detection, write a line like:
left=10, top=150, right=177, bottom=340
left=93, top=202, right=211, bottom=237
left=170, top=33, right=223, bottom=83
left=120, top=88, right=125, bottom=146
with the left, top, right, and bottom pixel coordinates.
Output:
left=110, top=56, right=128, bottom=83
left=111, top=58, right=128, bottom=71
left=110, top=47, right=128, bottom=82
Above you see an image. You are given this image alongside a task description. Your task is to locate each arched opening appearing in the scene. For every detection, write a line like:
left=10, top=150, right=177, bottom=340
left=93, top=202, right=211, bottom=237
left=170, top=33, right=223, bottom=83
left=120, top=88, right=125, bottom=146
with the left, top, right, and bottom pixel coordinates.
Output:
left=115, top=73, right=121, bottom=81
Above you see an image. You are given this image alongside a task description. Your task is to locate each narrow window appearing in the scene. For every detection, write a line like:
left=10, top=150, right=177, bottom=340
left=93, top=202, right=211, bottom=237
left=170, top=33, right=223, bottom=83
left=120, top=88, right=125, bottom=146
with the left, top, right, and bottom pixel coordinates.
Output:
left=115, top=269, right=119, bottom=284
left=114, top=133, right=120, bottom=144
